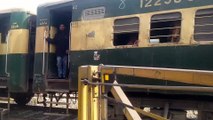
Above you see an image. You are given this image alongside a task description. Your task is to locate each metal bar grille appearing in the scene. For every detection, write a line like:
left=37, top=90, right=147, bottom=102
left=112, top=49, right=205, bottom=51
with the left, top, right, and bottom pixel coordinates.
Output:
left=196, top=15, right=213, bottom=19
left=194, top=8, right=213, bottom=41
left=150, top=34, right=180, bottom=38
left=114, top=23, right=139, bottom=27
left=195, top=23, right=213, bottom=27
left=114, top=30, right=139, bottom=34
left=151, top=19, right=181, bottom=23
left=151, top=26, right=180, bottom=31
left=194, top=32, right=213, bottom=35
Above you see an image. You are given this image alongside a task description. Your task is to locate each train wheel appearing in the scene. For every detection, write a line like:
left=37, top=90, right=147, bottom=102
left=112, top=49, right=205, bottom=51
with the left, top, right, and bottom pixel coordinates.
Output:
left=13, top=93, right=34, bottom=106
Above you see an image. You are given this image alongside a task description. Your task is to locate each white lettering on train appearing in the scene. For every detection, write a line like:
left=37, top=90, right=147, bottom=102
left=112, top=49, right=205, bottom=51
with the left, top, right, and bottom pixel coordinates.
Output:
left=140, top=0, right=194, bottom=8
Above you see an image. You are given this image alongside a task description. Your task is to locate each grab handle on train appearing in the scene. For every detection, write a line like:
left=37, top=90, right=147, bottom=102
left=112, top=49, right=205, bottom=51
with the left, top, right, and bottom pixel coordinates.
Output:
left=42, top=29, right=48, bottom=75
left=5, top=32, right=11, bottom=77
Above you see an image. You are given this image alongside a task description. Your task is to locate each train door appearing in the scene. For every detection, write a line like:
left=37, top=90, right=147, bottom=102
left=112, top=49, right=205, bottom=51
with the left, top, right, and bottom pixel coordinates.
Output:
left=46, top=7, right=72, bottom=90
left=0, top=13, right=10, bottom=89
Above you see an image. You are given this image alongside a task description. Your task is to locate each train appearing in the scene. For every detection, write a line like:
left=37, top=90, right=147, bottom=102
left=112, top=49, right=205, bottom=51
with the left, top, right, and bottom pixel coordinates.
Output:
left=0, top=8, right=36, bottom=105
left=0, top=0, right=213, bottom=114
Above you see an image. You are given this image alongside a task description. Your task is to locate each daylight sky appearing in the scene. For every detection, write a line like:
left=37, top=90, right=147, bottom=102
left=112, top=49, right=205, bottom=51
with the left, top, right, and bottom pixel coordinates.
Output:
left=0, top=0, right=63, bottom=14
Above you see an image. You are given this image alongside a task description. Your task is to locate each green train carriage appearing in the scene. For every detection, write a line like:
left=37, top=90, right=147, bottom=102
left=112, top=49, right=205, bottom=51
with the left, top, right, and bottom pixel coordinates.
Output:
left=0, top=9, right=36, bottom=105
left=33, top=0, right=213, bottom=95
left=70, top=0, right=213, bottom=94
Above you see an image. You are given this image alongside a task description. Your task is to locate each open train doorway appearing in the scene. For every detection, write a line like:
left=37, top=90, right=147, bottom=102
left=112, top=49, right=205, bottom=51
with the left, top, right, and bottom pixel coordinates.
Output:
left=46, top=6, right=72, bottom=85
left=33, top=3, right=76, bottom=111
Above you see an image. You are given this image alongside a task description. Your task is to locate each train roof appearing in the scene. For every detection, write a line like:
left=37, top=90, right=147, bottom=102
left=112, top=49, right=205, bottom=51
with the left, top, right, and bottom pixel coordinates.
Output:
left=71, top=0, right=213, bottom=21
left=36, top=0, right=213, bottom=26
left=0, top=8, right=35, bottom=14
left=38, top=0, right=74, bottom=10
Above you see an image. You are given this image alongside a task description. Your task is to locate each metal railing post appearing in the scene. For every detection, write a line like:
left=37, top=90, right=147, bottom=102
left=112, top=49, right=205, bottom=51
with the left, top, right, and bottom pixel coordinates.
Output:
left=78, top=66, right=108, bottom=120
left=78, top=66, right=99, bottom=120
left=100, top=73, right=108, bottom=120
left=5, top=31, right=10, bottom=77
left=42, top=29, right=47, bottom=75
left=78, top=66, right=89, bottom=120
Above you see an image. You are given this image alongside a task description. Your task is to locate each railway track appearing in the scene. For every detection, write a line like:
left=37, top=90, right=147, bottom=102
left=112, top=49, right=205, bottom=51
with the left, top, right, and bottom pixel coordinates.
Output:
left=0, top=103, right=77, bottom=120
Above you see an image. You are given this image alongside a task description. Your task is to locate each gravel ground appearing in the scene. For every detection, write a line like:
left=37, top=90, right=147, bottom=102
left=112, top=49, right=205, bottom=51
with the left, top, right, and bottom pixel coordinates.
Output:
left=0, top=103, right=77, bottom=120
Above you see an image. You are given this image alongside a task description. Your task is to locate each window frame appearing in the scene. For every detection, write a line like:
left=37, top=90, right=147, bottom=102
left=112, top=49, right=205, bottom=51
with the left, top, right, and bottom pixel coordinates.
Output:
left=113, top=17, right=140, bottom=47
left=149, top=12, right=182, bottom=45
left=194, top=8, right=213, bottom=43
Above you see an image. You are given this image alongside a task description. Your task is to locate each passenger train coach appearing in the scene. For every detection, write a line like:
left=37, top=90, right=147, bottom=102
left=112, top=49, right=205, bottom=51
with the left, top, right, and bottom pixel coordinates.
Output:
left=34, top=0, right=213, bottom=92
left=0, top=9, right=36, bottom=105
left=69, top=0, right=213, bottom=90
left=34, top=0, right=213, bottom=101
left=0, top=0, right=213, bottom=106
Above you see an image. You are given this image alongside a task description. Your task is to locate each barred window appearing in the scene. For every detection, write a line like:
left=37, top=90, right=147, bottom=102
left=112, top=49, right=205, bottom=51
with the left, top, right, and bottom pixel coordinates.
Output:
left=194, top=8, right=213, bottom=41
left=150, top=12, right=181, bottom=43
left=113, top=17, right=139, bottom=46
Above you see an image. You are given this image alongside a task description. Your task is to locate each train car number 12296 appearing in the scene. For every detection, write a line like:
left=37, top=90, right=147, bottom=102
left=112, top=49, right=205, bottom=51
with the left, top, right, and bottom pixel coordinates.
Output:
left=140, top=0, right=194, bottom=8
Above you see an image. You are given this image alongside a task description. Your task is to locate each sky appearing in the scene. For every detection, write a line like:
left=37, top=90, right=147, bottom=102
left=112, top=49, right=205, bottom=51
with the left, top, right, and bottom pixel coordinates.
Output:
left=0, top=0, right=63, bottom=14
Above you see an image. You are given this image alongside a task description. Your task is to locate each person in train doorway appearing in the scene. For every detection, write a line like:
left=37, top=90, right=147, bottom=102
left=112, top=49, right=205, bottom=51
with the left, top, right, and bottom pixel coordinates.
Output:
left=46, top=24, right=69, bottom=79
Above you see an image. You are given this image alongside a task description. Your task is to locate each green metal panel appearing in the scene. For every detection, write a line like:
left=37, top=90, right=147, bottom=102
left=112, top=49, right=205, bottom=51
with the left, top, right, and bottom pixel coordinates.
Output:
left=10, top=12, right=31, bottom=29
left=36, top=7, right=49, bottom=27
left=7, top=54, right=29, bottom=92
left=33, top=53, right=43, bottom=75
left=70, top=45, right=213, bottom=91
left=33, top=45, right=213, bottom=95
left=33, top=53, right=57, bottom=76
left=33, top=53, right=58, bottom=92
left=0, top=55, right=6, bottom=77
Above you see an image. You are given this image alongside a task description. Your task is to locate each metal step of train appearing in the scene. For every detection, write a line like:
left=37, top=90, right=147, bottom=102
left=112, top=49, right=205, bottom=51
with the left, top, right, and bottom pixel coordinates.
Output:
left=0, top=77, right=8, bottom=89
left=44, top=79, right=73, bottom=116
left=46, top=79, right=70, bottom=90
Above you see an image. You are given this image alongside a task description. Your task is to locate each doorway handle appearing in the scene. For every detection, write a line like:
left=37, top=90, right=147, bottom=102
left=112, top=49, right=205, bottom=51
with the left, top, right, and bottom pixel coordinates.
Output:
left=5, top=31, right=11, bottom=77
left=42, top=29, right=48, bottom=75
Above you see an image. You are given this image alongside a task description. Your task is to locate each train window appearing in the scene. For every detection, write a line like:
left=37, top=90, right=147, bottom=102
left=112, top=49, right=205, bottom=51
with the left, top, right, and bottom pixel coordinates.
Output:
left=113, top=17, right=139, bottom=46
left=150, top=12, right=181, bottom=43
left=0, top=14, right=10, bottom=43
left=194, top=8, right=213, bottom=41
left=0, top=24, right=8, bottom=43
